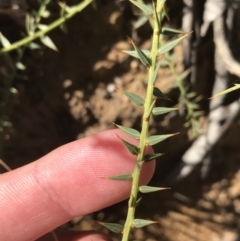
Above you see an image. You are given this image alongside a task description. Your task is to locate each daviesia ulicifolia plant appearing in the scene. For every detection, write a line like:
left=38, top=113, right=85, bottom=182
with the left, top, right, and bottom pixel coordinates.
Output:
left=98, top=1, right=189, bottom=240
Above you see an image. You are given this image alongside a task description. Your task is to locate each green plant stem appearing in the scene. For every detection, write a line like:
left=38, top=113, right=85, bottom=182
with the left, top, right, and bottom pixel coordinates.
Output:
left=0, top=0, right=93, bottom=54
left=167, top=56, right=200, bottom=138
left=121, top=2, right=163, bottom=241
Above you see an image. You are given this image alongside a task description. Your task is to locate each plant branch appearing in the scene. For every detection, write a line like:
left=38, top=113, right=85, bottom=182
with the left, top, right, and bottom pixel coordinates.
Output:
left=121, top=1, right=163, bottom=240
left=0, top=0, right=93, bottom=54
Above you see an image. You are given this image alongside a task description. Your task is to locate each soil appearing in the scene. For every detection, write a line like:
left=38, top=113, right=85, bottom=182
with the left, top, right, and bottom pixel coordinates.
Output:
left=1, top=1, right=240, bottom=241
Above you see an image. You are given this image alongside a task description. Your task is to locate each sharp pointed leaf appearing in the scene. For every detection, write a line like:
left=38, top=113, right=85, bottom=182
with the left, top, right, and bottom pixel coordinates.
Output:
left=38, top=24, right=48, bottom=30
left=118, top=136, right=139, bottom=155
left=122, top=49, right=150, bottom=59
left=162, top=5, right=169, bottom=20
left=161, top=27, right=186, bottom=35
left=130, top=40, right=151, bottom=67
left=123, top=90, right=144, bottom=106
left=159, top=33, right=190, bottom=55
left=107, top=173, right=132, bottom=181
left=133, top=219, right=157, bottom=228
left=41, top=35, right=58, bottom=51
left=133, top=15, right=148, bottom=29
left=143, top=153, right=164, bottom=162
left=145, top=99, right=156, bottom=119
left=0, top=32, right=11, bottom=48
left=153, top=87, right=170, bottom=100
left=115, top=124, right=140, bottom=139
left=152, top=107, right=179, bottom=115
left=147, top=133, right=179, bottom=146
left=41, top=9, right=50, bottom=18
left=98, top=222, right=123, bottom=233
left=178, top=67, right=191, bottom=82
left=139, top=185, right=170, bottom=193
left=129, top=0, right=153, bottom=15
left=136, top=197, right=142, bottom=207
left=186, top=92, right=197, bottom=98
left=28, top=42, right=41, bottom=49
left=151, top=61, right=161, bottom=84
left=210, top=84, right=240, bottom=99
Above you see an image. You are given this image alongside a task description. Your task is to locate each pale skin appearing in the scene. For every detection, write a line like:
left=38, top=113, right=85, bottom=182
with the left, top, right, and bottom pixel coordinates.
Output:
left=0, top=129, right=155, bottom=241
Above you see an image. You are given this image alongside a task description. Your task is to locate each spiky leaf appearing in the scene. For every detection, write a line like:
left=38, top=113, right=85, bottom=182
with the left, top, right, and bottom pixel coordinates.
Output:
left=136, top=197, right=142, bottom=207
left=133, top=15, right=148, bottom=29
left=129, top=0, right=153, bottom=15
left=143, top=153, right=164, bottom=161
left=119, top=137, right=139, bottom=155
left=147, top=133, right=179, bottom=146
left=41, top=35, right=58, bottom=51
left=0, top=32, right=11, bottom=48
left=130, top=40, right=151, bottom=67
left=123, top=90, right=144, bottom=106
left=115, top=124, right=140, bottom=139
left=210, top=84, right=240, bottom=99
left=28, top=42, right=40, bottom=50
left=98, top=222, right=123, bottom=233
left=162, top=5, right=169, bottom=20
left=152, top=107, right=179, bottom=115
left=38, top=24, right=48, bottom=30
left=159, top=33, right=190, bottom=55
left=178, top=67, right=191, bottom=82
left=153, top=87, right=170, bottom=100
left=161, top=27, right=186, bottom=35
left=133, top=219, right=157, bottom=228
left=139, top=185, right=170, bottom=193
left=151, top=61, right=161, bottom=84
left=107, top=173, right=132, bottom=181
left=122, top=49, right=150, bottom=59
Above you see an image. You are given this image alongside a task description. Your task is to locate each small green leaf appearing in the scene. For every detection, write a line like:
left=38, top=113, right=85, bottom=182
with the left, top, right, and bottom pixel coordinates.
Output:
left=122, top=49, right=150, bottom=59
left=40, top=9, right=50, bottom=18
left=118, top=137, right=139, bottom=155
left=107, top=173, right=132, bottom=181
left=151, top=61, right=161, bottom=84
left=159, top=33, right=190, bottom=55
left=143, top=153, right=164, bottom=161
left=161, top=27, right=186, bottom=35
left=38, top=24, right=48, bottom=31
left=0, top=32, right=11, bottom=48
left=139, top=185, right=170, bottom=193
left=129, top=0, right=153, bottom=15
left=145, top=99, right=156, bottom=119
left=147, top=133, right=179, bottom=146
left=28, top=42, right=41, bottom=50
left=10, top=87, right=18, bottom=94
left=178, top=68, right=191, bottom=82
left=153, top=87, right=170, bottom=100
left=98, top=222, right=123, bottom=233
left=115, top=124, right=140, bottom=139
left=133, top=219, right=157, bottom=228
left=130, top=40, right=151, bottom=67
left=136, top=197, right=142, bottom=207
left=162, top=5, right=169, bottom=21
left=41, top=35, right=58, bottom=51
left=16, top=62, right=26, bottom=70
left=123, top=90, right=144, bottom=106
left=186, top=92, right=197, bottom=98
left=133, top=15, right=148, bottom=29
left=152, top=107, right=179, bottom=115
left=210, top=84, right=240, bottom=99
